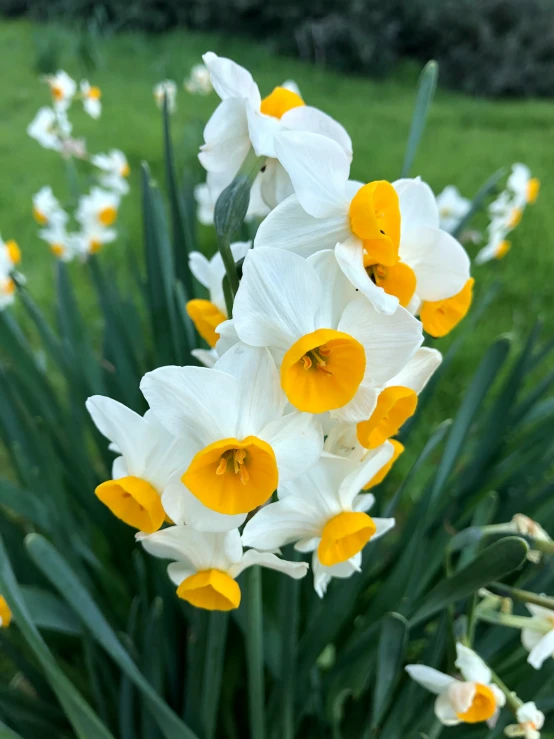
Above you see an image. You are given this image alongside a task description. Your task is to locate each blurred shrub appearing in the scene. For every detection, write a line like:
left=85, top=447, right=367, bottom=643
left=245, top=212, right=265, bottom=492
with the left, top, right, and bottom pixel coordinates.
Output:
left=4, top=0, right=554, bottom=97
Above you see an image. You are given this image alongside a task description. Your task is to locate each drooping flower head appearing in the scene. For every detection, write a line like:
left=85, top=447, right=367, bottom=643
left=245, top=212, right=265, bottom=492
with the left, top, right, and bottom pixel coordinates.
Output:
left=436, top=185, right=471, bottom=232
left=242, top=447, right=396, bottom=596
left=505, top=702, right=545, bottom=739
left=138, top=527, right=308, bottom=611
left=154, top=80, right=177, bottom=112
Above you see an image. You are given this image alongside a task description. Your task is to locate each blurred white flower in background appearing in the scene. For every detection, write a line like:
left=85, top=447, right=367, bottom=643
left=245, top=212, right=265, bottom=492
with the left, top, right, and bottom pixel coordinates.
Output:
left=27, top=107, right=62, bottom=151
left=32, top=186, right=67, bottom=227
left=92, top=150, right=131, bottom=195
left=521, top=601, right=554, bottom=670
left=80, top=80, right=102, bottom=119
left=0, top=234, right=22, bottom=310
left=154, top=80, right=177, bottom=112
left=44, top=70, right=77, bottom=110
left=436, top=184, right=471, bottom=232
left=505, top=702, right=545, bottom=738
left=76, top=187, right=120, bottom=228
left=184, top=64, right=212, bottom=95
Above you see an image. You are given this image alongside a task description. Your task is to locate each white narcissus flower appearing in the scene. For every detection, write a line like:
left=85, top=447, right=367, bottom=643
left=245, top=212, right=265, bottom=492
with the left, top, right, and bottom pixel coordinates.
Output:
left=436, top=185, right=471, bottom=232
left=229, top=247, right=422, bottom=422
left=199, top=52, right=352, bottom=210
left=184, top=64, right=212, bottom=95
left=76, top=221, right=117, bottom=256
left=32, top=186, right=67, bottom=227
left=406, top=643, right=506, bottom=727
left=0, top=597, right=12, bottom=628
left=0, top=235, right=22, bottom=274
left=256, top=132, right=471, bottom=322
left=154, top=80, right=177, bottom=112
left=80, top=80, right=102, bottom=119
left=475, top=223, right=511, bottom=265
left=186, top=241, right=251, bottom=347
left=27, top=107, right=61, bottom=151
left=138, top=527, right=308, bottom=611
left=521, top=601, right=554, bottom=669
left=86, top=396, right=193, bottom=533
left=140, top=343, right=323, bottom=518
left=92, top=150, right=131, bottom=195
left=508, top=164, right=540, bottom=209
left=45, top=70, right=77, bottom=109
left=505, top=702, right=545, bottom=738
left=39, top=224, right=83, bottom=262
left=242, top=447, right=395, bottom=597
left=76, top=187, right=120, bottom=228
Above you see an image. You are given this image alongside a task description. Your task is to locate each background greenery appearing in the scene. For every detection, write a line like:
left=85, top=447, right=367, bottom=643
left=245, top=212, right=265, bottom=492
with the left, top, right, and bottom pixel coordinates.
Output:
left=1, top=18, right=552, bottom=458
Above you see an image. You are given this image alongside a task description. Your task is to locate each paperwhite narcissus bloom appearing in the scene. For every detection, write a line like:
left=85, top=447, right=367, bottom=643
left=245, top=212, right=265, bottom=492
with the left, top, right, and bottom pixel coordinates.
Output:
left=436, top=185, right=471, bottom=232
left=229, top=247, right=422, bottom=421
left=27, top=107, right=62, bottom=151
left=138, top=527, right=308, bottom=611
left=0, top=597, right=12, bottom=628
left=406, top=643, right=506, bottom=727
left=140, top=343, right=323, bottom=517
left=38, top=223, right=82, bottom=262
left=186, top=241, right=251, bottom=347
left=505, top=702, right=545, bottom=739
left=521, top=601, right=554, bottom=669
left=184, top=64, right=213, bottom=95
left=77, top=220, right=117, bottom=255
left=86, top=396, right=190, bottom=533
left=76, top=187, right=120, bottom=228
left=355, top=347, right=441, bottom=449
left=256, top=131, right=471, bottom=320
left=0, top=235, right=22, bottom=274
left=154, top=80, right=177, bottom=112
left=199, top=52, right=352, bottom=210
left=508, top=164, right=540, bottom=209
left=91, top=150, right=131, bottom=194
left=242, top=448, right=395, bottom=596
left=475, top=223, right=511, bottom=265
left=45, top=70, right=77, bottom=109
left=80, top=80, right=102, bottom=119
left=32, top=186, right=67, bottom=227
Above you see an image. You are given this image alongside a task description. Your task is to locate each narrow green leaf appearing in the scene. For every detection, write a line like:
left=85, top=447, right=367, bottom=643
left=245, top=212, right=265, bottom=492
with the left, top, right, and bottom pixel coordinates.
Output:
left=0, top=478, right=51, bottom=530
left=279, top=550, right=300, bottom=739
left=25, top=534, right=199, bottom=739
left=400, top=60, right=438, bottom=178
left=371, top=613, right=409, bottom=730
left=0, top=721, right=25, bottom=738
left=20, top=586, right=82, bottom=635
left=246, top=567, right=266, bottom=739
left=451, top=167, right=508, bottom=238
left=410, top=537, right=528, bottom=626
left=201, top=611, right=228, bottom=739
left=0, top=536, right=115, bottom=739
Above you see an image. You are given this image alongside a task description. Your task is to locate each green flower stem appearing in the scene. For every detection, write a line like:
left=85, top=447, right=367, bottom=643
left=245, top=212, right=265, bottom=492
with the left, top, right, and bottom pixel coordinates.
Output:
left=489, top=582, right=554, bottom=611
left=532, top=539, right=554, bottom=555
left=489, top=667, right=522, bottom=714
left=200, top=612, right=229, bottom=739
left=246, top=567, right=266, bottom=739
left=280, top=550, right=300, bottom=739
left=475, top=609, right=550, bottom=633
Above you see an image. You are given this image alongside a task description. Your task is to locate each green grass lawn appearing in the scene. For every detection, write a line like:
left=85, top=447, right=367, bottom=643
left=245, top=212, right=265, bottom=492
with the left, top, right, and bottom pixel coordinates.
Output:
left=1, top=18, right=553, bottom=462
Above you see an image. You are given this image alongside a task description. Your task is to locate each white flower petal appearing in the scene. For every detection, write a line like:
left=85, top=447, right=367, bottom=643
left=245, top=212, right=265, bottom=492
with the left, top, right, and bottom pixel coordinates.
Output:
left=294, top=536, right=320, bottom=552
left=274, top=131, right=350, bottom=217
left=400, top=226, right=470, bottom=302
left=526, top=603, right=554, bottom=620
left=330, top=376, right=380, bottom=425
left=188, top=251, right=212, bottom=289
left=162, top=481, right=245, bottom=531
left=339, top=298, right=423, bottom=386
left=254, top=194, right=351, bottom=256
left=229, top=549, right=309, bottom=579
left=372, top=518, right=396, bottom=540
left=308, top=249, right=359, bottom=327
left=352, top=493, right=375, bottom=513
left=338, top=443, right=394, bottom=508
left=335, top=236, right=399, bottom=314
left=527, top=630, right=554, bottom=670
left=260, top=412, right=324, bottom=482
left=387, top=347, right=442, bottom=394
left=242, top=496, right=321, bottom=550
left=233, top=247, right=321, bottom=349
left=312, top=552, right=361, bottom=597
left=281, top=106, right=353, bottom=160
left=434, top=691, right=461, bottom=726
left=259, top=159, right=294, bottom=209
left=246, top=104, right=281, bottom=157
left=167, top=562, right=195, bottom=587
left=199, top=98, right=251, bottom=175
left=455, top=644, right=491, bottom=684
left=394, top=178, right=439, bottom=232
left=202, top=52, right=261, bottom=107
left=404, top=664, right=456, bottom=695
left=522, top=628, right=543, bottom=653
left=140, top=366, right=238, bottom=445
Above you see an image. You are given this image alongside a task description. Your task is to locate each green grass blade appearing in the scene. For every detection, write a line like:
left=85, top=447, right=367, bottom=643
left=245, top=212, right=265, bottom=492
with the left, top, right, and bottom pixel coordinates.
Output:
left=400, top=60, right=438, bottom=178
left=24, top=534, right=199, bottom=739
left=370, top=613, right=408, bottom=731
left=409, top=537, right=528, bottom=627
left=0, top=536, right=115, bottom=739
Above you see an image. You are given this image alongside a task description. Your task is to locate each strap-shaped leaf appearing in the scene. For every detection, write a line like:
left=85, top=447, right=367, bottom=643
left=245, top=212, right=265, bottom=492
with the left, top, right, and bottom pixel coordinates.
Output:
left=25, top=534, right=199, bottom=739
left=371, top=613, right=408, bottom=731
left=410, top=536, right=528, bottom=626
left=400, top=60, right=438, bottom=178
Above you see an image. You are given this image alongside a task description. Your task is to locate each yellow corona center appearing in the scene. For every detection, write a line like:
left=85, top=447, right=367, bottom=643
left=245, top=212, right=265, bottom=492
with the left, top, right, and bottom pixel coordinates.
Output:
left=177, top=569, right=241, bottom=611
left=318, top=511, right=376, bottom=566
left=50, top=244, right=65, bottom=257
left=260, top=86, right=305, bottom=119
left=366, top=257, right=416, bottom=307
left=88, top=86, right=101, bottom=99
left=420, top=277, right=475, bottom=338
left=349, top=181, right=401, bottom=266
left=51, top=84, right=64, bottom=101
left=508, top=207, right=522, bottom=229
left=33, top=206, right=48, bottom=225
left=6, top=240, right=21, bottom=265
left=527, top=177, right=540, bottom=204
left=494, top=240, right=511, bottom=260
left=3, top=278, right=15, bottom=296
left=98, top=206, right=117, bottom=226
left=95, top=476, right=165, bottom=534
left=183, top=436, right=278, bottom=515
left=456, top=684, right=496, bottom=724
left=363, top=439, right=405, bottom=490
left=357, top=386, right=417, bottom=449
left=121, top=162, right=131, bottom=177
left=0, top=596, right=12, bottom=628
left=89, top=239, right=102, bottom=254
left=186, top=299, right=226, bottom=348
left=280, top=328, right=366, bottom=414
